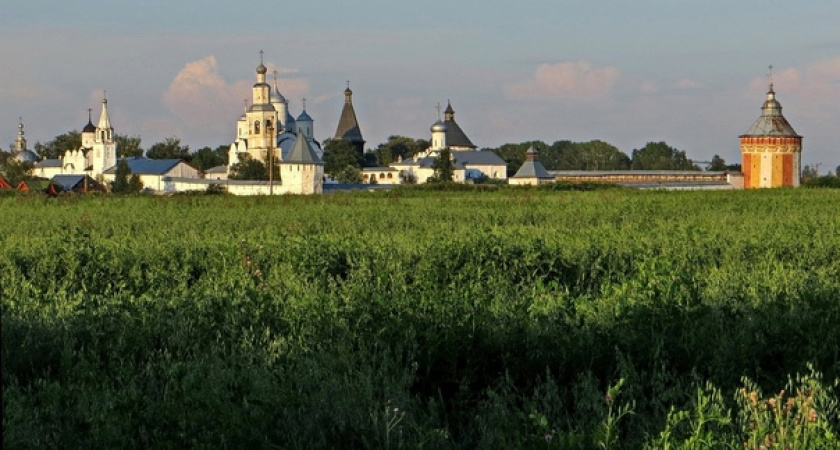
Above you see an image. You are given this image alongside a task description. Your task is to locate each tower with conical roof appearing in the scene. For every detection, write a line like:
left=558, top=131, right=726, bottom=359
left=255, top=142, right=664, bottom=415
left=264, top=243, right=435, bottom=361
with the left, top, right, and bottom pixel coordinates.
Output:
left=333, top=82, right=365, bottom=155
left=296, top=98, right=313, bottom=138
left=739, top=78, right=802, bottom=188
left=282, top=130, right=324, bottom=194
left=510, top=146, right=554, bottom=185
left=441, top=100, right=476, bottom=151
left=91, top=94, right=117, bottom=176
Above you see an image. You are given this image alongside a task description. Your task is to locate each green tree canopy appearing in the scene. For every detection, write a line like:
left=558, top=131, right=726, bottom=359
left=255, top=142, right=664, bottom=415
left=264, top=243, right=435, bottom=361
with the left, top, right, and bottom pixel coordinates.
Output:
left=631, top=142, right=699, bottom=170
left=115, top=134, right=144, bottom=158
left=546, top=140, right=631, bottom=171
left=323, top=138, right=363, bottom=178
left=487, top=142, right=544, bottom=176
left=1, top=160, right=34, bottom=186
left=707, top=154, right=727, bottom=171
left=146, top=137, right=190, bottom=161
left=110, top=159, right=132, bottom=193
left=371, top=136, right=430, bottom=167
left=228, top=154, right=278, bottom=181
left=428, top=148, right=455, bottom=183
left=191, top=145, right=229, bottom=171
left=33, top=131, right=82, bottom=159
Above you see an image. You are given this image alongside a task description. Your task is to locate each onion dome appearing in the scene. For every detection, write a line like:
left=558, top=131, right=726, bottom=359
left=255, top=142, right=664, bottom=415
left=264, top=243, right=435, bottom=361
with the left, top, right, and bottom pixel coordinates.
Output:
left=297, top=109, right=312, bottom=122
left=82, top=108, right=96, bottom=132
left=256, top=63, right=267, bottom=75
left=430, top=120, right=448, bottom=133
left=270, top=86, right=286, bottom=104
left=14, top=149, right=39, bottom=163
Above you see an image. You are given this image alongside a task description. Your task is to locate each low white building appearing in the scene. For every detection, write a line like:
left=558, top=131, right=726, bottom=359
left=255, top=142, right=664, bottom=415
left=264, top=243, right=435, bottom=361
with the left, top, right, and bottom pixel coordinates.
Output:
left=390, top=101, right=506, bottom=183
left=101, top=158, right=199, bottom=191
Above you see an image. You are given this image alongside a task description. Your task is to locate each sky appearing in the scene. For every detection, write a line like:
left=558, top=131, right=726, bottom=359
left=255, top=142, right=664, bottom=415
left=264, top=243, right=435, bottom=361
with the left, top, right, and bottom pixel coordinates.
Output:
left=2, top=0, right=839, bottom=169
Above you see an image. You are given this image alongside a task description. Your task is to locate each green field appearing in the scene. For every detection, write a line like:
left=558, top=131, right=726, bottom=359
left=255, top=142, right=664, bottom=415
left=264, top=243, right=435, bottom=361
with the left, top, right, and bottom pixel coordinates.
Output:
left=2, top=188, right=839, bottom=448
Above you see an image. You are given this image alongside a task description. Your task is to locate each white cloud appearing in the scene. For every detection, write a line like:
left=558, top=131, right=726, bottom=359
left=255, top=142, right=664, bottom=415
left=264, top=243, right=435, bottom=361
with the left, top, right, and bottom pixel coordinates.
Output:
left=163, top=56, right=309, bottom=131
left=508, top=61, right=620, bottom=100
left=749, top=56, right=840, bottom=100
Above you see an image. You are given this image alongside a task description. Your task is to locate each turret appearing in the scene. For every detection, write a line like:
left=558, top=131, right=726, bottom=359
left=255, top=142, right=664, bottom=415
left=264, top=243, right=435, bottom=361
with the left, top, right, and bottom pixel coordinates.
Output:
left=81, top=108, right=96, bottom=148
left=333, top=82, right=365, bottom=155
left=739, top=74, right=802, bottom=188
left=296, top=98, right=313, bottom=137
left=91, top=93, right=117, bottom=176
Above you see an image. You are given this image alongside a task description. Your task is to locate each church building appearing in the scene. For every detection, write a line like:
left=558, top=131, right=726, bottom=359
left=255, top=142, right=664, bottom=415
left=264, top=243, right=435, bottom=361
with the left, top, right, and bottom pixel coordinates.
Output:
left=32, top=96, right=117, bottom=180
left=390, top=101, right=507, bottom=183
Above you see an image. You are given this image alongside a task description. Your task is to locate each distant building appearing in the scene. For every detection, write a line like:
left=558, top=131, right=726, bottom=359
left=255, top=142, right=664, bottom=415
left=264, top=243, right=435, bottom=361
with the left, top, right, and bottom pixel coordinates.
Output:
left=510, top=146, right=554, bottom=186
left=739, top=81, right=802, bottom=188
left=333, top=83, right=365, bottom=155
left=391, top=101, right=507, bottom=183
left=11, top=119, right=38, bottom=164
left=101, top=158, right=199, bottom=191
left=32, top=96, right=118, bottom=180
left=227, top=55, right=323, bottom=174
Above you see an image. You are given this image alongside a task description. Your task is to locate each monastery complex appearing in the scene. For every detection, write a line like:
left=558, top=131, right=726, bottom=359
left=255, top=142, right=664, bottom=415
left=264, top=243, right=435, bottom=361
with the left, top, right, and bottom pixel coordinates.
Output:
left=4, top=56, right=805, bottom=194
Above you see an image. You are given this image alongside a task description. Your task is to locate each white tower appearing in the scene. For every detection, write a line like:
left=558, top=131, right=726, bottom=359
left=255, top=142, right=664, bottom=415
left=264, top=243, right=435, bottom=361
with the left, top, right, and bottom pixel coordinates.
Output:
left=92, top=94, right=117, bottom=176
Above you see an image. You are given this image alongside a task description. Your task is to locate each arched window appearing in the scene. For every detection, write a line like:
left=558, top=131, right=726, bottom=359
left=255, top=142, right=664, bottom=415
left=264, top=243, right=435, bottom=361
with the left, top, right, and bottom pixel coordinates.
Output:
left=387, top=173, right=393, bottom=179
left=379, top=173, right=385, bottom=179
left=265, top=119, right=272, bottom=132
left=254, top=121, right=260, bottom=134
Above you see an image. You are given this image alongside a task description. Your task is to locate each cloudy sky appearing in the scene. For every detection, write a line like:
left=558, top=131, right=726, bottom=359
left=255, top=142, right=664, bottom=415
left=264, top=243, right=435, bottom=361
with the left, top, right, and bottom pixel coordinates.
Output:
left=2, top=0, right=838, bottom=168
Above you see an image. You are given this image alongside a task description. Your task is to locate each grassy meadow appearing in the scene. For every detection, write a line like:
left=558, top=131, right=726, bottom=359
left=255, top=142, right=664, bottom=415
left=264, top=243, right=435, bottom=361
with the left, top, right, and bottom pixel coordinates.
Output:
left=2, top=187, right=839, bottom=448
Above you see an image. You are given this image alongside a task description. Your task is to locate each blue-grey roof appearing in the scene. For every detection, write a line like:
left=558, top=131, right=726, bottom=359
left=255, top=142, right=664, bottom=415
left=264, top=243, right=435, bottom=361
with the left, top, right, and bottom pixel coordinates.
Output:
left=204, top=165, right=228, bottom=174
left=14, top=149, right=39, bottom=163
left=514, top=160, right=552, bottom=179
left=284, top=132, right=323, bottom=164
left=741, top=86, right=800, bottom=137
left=34, top=158, right=62, bottom=168
left=452, top=150, right=505, bottom=165
left=103, top=158, right=183, bottom=175
left=50, top=174, right=88, bottom=190
left=277, top=132, right=322, bottom=161
left=297, top=109, right=312, bottom=121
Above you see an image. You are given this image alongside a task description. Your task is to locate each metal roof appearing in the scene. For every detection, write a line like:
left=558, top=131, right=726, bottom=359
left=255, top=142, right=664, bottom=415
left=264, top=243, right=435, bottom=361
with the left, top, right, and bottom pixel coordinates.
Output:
left=452, top=150, right=505, bottom=165
left=513, top=160, right=552, bottom=179
left=334, top=87, right=364, bottom=143
left=103, top=158, right=183, bottom=175
left=741, top=85, right=800, bottom=137
left=34, top=158, right=62, bottom=168
left=442, top=101, right=476, bottom=149
left=204, top=165, right=228, bottom=174
left=284, top=132, right=323, bottom=164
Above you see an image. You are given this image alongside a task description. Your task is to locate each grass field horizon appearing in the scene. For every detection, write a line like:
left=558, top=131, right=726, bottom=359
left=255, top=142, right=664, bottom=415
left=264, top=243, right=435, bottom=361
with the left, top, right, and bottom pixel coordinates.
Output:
left=3, top=188, right=839, bottom=448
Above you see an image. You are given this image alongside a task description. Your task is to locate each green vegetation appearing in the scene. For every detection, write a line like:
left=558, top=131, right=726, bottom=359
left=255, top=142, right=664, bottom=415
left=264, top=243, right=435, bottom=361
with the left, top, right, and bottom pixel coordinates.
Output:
left=2, top=189, right=839, bottom=448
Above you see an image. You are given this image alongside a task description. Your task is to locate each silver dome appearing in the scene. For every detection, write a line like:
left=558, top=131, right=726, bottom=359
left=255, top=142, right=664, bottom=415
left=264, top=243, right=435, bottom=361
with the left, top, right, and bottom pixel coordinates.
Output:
left=14, top=149, right=39, bottom=164
left=430, top=120, right=448, bottom=133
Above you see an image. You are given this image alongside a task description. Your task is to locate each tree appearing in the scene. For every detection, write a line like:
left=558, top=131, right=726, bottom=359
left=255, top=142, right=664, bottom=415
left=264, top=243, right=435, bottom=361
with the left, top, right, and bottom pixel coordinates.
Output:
left=487, top=142, right=536, bottom=176
left=567, top=140, right=631, bottom=171
left=801, top=164, right=819, bottom=182
left=835, top=165, right=840, bottom=177
left=371, top=136, right=430, bottom=167
left=191, top=145, right=228, bottom=171
left=631, top=142, right=700, bottom=170
left=147, top=137, right=190, bottom=161
left=128, top=174, right=144, bottom=193
left=228, top=154, right=278, bottom=181
left=428, top=148, right=455, bottom=182
left=33, top=131, right=82, bottom=159
left=707, top=154, right=727, bottom=171
left=336, top=166, right=363, bottom=184
left=2, top=160, right=34, bottom=186
left=323, top=138, right=363, bottom=178
left=110, top=159, right=132, bottom=193
left=115, top=134, right=144, bottom=158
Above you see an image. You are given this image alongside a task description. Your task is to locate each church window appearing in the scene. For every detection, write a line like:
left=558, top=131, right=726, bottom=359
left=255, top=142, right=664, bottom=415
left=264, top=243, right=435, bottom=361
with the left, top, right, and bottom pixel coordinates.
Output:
left=254, top=121, right=260, bottom=134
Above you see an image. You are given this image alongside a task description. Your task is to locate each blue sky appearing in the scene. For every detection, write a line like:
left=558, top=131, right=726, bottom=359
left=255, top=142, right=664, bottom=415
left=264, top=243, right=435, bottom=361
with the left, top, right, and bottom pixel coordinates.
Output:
left=2, top=0, right=839, bottom=169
